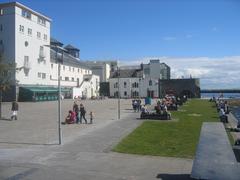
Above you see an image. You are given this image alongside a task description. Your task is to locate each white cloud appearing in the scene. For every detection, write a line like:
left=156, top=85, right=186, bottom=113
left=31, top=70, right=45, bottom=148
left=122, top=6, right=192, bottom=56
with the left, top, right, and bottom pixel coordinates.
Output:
left=121, top=56, right=240, bottom=89
left=162, top=36, right=176, bottom=41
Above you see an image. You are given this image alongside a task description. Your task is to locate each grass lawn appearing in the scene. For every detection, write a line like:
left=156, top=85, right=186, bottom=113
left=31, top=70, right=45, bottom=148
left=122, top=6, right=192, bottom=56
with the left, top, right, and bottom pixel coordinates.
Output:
left=113, top=99, right=220, bottom=158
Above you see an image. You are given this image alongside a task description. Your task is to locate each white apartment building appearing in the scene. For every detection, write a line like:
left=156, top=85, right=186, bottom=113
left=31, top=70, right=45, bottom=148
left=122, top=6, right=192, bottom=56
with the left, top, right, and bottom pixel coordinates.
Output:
left=83, top=61, right=118, bottom=82
left=109, top=60, right=170, bottom=98
left=0, top=2, right=99, bottom=101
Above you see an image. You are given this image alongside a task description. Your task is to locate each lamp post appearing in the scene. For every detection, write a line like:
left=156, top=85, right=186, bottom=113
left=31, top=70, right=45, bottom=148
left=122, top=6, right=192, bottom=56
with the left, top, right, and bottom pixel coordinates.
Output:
left=117, top=66, right=120, bottom=119
left=44, top=44, right=66, bottom=145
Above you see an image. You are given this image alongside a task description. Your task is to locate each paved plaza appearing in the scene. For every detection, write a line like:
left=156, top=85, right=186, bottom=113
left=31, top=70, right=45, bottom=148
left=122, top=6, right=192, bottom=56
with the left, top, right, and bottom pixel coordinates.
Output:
left=0, top=99, right=192, bottom=180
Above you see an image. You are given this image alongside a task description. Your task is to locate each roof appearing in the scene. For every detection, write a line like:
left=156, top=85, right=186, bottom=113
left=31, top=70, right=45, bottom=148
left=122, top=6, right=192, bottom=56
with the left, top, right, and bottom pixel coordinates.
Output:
left=0, top=2, right=52, bottom=22
left=50, top=38, right=63, bottom=47
left=110, top=69, right=143, bottom=78
left=65, top=44, right=80, bottom=51
left=50, top=49, right=90, bottom=69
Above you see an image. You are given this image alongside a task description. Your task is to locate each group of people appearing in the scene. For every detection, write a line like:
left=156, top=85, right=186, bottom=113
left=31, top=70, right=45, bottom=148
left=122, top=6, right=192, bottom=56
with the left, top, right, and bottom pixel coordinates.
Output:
left=215, top=98, right=229, bottom=123
left=64, top=102, right=93, bottom=124
left=154, top=99, right=171, bottom=118
left=132, top=99, right=142, bottom=112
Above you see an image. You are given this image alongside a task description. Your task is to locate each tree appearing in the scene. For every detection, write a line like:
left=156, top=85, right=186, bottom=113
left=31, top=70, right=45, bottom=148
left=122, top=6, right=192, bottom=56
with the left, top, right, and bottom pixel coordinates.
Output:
left=0, top=54, right=16, bottom=119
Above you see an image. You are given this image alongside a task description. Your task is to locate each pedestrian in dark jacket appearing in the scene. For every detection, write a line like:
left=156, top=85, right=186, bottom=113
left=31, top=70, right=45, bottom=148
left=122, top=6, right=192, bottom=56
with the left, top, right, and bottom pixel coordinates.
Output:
left=11, top=101, right=19, bottom=120
left=80, top=103, right=87, bottom=124
left=73, top=102, right=79, bottom=123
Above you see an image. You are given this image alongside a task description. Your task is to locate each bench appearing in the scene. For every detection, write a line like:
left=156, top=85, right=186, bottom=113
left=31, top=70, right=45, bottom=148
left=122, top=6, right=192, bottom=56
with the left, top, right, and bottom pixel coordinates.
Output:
left=191, top=122, right=240, bottom=180
left=140, top=112, right=171, bottom=120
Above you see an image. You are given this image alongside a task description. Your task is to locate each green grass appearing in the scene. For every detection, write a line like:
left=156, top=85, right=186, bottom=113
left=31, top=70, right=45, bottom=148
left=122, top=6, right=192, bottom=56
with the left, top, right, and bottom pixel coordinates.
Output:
left=113, top=99, right=220, bottom=158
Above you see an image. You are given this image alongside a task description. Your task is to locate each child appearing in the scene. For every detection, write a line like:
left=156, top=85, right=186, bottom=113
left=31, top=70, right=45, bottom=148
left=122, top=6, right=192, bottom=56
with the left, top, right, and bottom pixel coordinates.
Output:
left=89, top=111, right=93, bottom=124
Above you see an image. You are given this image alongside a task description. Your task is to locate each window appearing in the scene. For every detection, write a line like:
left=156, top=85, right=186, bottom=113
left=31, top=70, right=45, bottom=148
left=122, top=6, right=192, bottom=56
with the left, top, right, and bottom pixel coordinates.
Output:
left=24, top=56, right=29, bottom=67
left=51, top=64, right=53, bottom=68
left=42, top=73, right=46, bottom=79
left=0, top=24, right=2, bottom=31
left=22, top=9, right=31, bottom=19
left=63, top=66, right=65, bottom=71
left=78, top=68, right=79, bottom=73
left=149, top=80, right=152, bottom=86
left=69, top=66, right=71, bottom=71
left=38, top=72, right=41, bottom=78
left=124, top=82, right=127, bottom=88
left=0, top=9, right=3, bottom=15
left=19, top=25, right=24, bottom=33
left=43, top=34, right=47, bottom=41
left=0, top=40, right=3, bottom=44
left=65, top=77, right=69, bottom=81
left=50, top=75, right=52, bottom=79
left=72, top=77, right=74, bottom=81
left=38, top=17, right=46, bottom=26
left=85, top=70, right=87, bottom=74
left=124, top=91, right=127, bottom=96
left=37, top=32, right=41, bottom=39
left=28, top=28, right=32, bottom=36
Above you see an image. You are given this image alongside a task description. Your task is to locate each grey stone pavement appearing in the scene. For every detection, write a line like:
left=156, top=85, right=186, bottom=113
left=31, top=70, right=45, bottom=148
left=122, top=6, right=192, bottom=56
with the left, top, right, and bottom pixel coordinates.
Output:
left=0, top=99, right=192, bottom=180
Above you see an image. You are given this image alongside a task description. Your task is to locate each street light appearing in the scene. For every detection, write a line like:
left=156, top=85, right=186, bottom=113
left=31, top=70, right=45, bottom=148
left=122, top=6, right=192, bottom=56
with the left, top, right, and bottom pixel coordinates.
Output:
left=117, top=66, right=120, bottom=119
left=44, top=44, right=66, bottom=145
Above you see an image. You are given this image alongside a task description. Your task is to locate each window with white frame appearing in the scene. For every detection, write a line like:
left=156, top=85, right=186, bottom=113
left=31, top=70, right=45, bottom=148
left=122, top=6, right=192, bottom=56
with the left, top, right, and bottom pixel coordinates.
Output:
left=0, top=9, right=3, bottom=15
left=24, top=56, right=29, bottom=67
left=28, top=28, right=32, bottom=36
left=42, top=73, right=46, bottom=79
left=37, top=32, right=41, bottom=39
left=22, top=9, right=31, bottom=19
left=43, top=34, right=47, bottom=41
left=38, top=72, right=41, bottom=78
left=38, top=17, right=46, bottom=26
left=19, top=25, right=24, bottom=33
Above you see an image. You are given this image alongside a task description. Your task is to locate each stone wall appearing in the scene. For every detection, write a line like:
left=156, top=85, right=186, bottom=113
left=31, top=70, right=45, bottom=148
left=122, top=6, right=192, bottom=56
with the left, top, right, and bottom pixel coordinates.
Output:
left=159, top=78, right=200, bottom=98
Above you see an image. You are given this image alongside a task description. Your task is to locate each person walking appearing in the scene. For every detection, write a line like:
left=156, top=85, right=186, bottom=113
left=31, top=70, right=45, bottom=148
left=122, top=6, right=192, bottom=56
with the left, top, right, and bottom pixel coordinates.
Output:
left=80, top=103, right=87, bottom=124
left=11, top=101, right=19, bottom=120
left=73, top=102, right=79, bottom=123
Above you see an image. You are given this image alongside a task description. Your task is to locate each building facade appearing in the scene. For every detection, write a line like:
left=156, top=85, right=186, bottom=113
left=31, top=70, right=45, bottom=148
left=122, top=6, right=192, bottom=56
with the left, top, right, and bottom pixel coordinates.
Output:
left=109, top=60, right=169, bottom=98
left=0, top=2, right=99, bottom=101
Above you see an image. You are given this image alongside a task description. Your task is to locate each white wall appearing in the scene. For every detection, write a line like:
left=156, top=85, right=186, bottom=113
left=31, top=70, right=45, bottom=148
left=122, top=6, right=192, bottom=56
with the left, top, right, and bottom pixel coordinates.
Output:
left=14, top=6, right=51, bottom=86
left=109, top=77, right=159, bottom=98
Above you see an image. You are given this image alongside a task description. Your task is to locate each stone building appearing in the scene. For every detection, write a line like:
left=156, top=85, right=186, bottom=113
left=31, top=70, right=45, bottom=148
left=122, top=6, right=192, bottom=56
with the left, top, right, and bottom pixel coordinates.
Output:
left=159, top=78, right=201, bottom=98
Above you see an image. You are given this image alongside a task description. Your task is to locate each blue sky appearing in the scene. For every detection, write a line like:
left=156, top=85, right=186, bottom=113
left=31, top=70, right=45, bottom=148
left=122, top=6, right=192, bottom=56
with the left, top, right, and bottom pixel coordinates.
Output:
left=8, top=0, right=240, bottom=59
left=2, top=0, right=240, bottom=88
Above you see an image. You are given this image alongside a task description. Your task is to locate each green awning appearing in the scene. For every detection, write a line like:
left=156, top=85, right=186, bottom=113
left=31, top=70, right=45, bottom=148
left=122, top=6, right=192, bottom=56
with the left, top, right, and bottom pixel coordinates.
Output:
left=20, top=86, right=71, bottom=93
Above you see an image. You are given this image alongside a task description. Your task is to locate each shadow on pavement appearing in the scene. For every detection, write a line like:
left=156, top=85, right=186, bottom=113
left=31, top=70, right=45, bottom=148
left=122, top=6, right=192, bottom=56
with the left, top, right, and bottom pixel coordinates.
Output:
left=156, top=174, right=193, bottom=180
left=0, top=117, right=12, bottom=121
left=0, top=141, right=58, bottom=146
